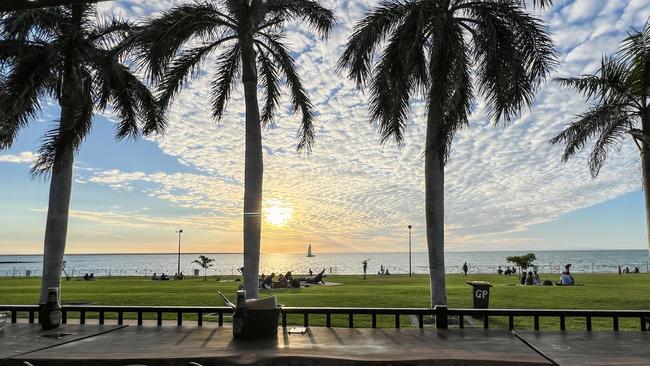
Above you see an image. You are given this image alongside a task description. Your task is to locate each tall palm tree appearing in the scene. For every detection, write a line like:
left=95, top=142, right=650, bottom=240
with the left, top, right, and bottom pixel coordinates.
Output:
left=340, top=0, right=555, bottom=306
left=131, top=0, right=334, bottom=298
left=0, top=5, right=165, bottom=306
left=551, top=24, right=650, bottom=251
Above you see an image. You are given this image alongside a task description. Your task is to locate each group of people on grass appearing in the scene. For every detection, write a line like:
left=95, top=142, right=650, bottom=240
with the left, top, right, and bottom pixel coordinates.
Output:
left=497, top=266, right=518, bottom=276
left=258, top=269, right=327, bottom=290
left=151, top=272, right=184, bottom=281
left=82, top=273, right=95, bottom=281
left=519, top=270, right=542, bottom=286
left=495, top=264, right=577, bottom=286
left=377, top=265, right=391, bottom=276
left=618, top=265, right=641, bottom=274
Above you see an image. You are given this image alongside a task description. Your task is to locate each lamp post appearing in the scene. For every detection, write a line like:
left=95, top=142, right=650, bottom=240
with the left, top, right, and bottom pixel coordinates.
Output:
left=176, top=229, right=183, bottom=276
left=408, top=225, right=412, bottom=277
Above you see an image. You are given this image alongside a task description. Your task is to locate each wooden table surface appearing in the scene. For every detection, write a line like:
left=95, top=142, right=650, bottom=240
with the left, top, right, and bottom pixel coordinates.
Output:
left=0, top=323, right=126, bottom=360
left=5, top=326, right=552, bottom=366
left=515, top=330, right=650, bottom=366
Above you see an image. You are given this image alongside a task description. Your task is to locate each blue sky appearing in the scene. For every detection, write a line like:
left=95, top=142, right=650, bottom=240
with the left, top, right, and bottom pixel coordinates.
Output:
left=1, top=0, right=650, bottom=254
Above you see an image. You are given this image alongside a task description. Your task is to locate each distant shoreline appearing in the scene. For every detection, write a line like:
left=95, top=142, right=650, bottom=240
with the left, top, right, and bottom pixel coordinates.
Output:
left=0, top=249, right=648, bottom=256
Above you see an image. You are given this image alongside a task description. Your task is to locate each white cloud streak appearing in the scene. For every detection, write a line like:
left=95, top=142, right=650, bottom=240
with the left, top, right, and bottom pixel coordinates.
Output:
left=0, top=151, right=36, bottom=164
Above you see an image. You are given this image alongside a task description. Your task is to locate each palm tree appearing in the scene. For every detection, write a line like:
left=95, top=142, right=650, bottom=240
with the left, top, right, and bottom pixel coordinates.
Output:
left=131, top=0, right=335, bottom=298
left=339, top=0, right=555, bottom=306
left=0, top=5, right=165, bottom=306
left=551, top=24, right=650, bottom=251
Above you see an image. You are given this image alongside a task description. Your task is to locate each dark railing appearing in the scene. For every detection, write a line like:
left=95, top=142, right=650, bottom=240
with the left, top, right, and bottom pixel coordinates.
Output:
left=2, top=305, right=649, bottom=331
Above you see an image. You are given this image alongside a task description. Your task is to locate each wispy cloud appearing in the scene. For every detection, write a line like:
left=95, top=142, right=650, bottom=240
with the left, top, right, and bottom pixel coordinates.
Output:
left=0, top=151, right=36, bottom=164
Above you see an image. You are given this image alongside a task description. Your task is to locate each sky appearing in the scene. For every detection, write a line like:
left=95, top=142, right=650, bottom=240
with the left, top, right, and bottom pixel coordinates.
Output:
left=1, top=0, right=650, bottom=255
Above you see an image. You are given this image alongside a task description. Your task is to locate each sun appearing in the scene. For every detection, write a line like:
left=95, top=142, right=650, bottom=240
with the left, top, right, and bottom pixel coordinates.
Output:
left=264, top=201, right=293, bottom=226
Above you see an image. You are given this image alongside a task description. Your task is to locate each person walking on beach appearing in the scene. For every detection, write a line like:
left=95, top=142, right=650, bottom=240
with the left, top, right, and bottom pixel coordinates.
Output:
left=462, top=262, right=468, bottom=276
left=362, top=260, right=368, bottom=279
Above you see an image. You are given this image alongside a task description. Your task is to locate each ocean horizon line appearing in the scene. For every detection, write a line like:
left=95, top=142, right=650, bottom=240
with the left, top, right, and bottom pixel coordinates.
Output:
left=1, top=248, right=648, bottom=256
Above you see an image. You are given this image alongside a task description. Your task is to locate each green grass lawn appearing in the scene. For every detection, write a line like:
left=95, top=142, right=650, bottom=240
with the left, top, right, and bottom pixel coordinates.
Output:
left=2, top=273, right=649, bottom=329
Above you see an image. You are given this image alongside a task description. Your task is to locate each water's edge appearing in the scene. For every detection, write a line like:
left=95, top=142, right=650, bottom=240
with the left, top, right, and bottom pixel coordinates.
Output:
left=1, top=250, right=648, bottom=277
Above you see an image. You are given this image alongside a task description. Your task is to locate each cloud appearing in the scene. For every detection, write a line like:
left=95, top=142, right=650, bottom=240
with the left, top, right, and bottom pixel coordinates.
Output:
left=71, top=0, right=650, bottom=252
left=0, top=151, right=36, bottom=164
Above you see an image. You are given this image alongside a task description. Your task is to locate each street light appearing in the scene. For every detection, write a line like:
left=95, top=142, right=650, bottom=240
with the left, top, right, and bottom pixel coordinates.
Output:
left=408, top=225, right=412, bottom=277
left=176, top=229, right=183, bottom=276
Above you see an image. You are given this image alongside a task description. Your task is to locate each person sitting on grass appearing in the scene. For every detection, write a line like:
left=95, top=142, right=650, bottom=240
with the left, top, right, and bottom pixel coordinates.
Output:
left=634, top=267, right=640, bottom=274
left=160, top=273, right=170, bottom=281
left=83, top=273, right=90, bottom=281
left=498, top=266, right=503, bottom=275
left=533, top=270, right=541, bottom=285
left=262, top=273, right=275, bottom=290
left=525, top=271, right=534, bottom=286
left=505, top=267, right=511, bottom=276
left=278, top=274, right=288, bottom=288
left=385, top=269, right=390, bottom=276
left=89, top=273, right=95, bottom=280
left=520, top=271, right=527, bottom=285
left=557, top=272, right=572, bottom=286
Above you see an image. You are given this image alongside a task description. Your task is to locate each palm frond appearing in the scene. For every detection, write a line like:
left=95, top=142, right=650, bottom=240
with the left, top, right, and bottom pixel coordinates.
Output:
left=263, top=0, right=335, bottom=38
left=210, top=43, right=241, bottom=121
left=87, top=16, right=133, bottom=48
left=468, top=0, right=555, bottom=123
left=0, top=43, right=57, bottom=149
left=1, top=7, right=64, bottom=41
left=549, top=103, right=632, bottom=177
left=587, top=115, right=631, bottom=177
left=256, top=46, right=281, bottom=127
left=438, top=23, right=473, bottom=163
left=618, top=22, right=650, bottom=66
left=31, top=83, right=94, bottom=177
left=555, top=56, right=635, bottom=107
left=338, top=0, right=417, bottom=87
left=91, top=48, right=166, bottom=137
left=158, top=38, right=235, bottom=110
left=132, top=1, right=236, bottom=81
left=367, top=19, right=422, bottom=146
left=258, top=36, right=315, bottom=151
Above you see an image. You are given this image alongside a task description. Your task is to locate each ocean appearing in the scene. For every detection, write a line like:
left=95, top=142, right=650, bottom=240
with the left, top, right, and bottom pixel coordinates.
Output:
left=1, top=250, right=648, bottom=278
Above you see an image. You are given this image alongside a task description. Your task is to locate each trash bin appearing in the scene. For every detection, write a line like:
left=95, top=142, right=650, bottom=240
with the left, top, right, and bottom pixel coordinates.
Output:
left=193, top=269, right=200, bottom=276
left=467, top=281, right=492, bottom=309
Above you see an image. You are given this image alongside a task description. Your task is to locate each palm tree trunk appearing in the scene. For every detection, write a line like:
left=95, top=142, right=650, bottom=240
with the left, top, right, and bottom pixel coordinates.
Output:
left=39, top=4, right=83, bottom=306
left=641, top=111, right=650, bottom=253
left=425, top=90, right=448, bottom=307
left=38, top=141, right=74, bottom=304
left=240, top=31, right=263, bottom=299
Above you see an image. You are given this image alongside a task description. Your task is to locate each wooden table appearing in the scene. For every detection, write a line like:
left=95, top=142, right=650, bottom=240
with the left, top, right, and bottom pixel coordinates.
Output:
left=0, top=323, right=126, bottom=360
left=515, top=330, right=650, bottom=366
left=7, top=326, right=552, bottom=366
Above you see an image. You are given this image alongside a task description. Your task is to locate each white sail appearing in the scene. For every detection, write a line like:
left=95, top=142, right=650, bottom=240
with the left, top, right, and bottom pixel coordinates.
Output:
left=306, top=244, right=315, bottom=257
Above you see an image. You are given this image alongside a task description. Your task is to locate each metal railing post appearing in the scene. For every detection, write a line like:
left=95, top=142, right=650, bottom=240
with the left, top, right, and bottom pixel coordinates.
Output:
left=435, top=306, right=448, bottom=329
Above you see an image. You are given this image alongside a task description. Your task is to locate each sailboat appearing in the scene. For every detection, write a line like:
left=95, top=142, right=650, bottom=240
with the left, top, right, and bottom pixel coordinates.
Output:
left=306, top=244, right=315, bottom=257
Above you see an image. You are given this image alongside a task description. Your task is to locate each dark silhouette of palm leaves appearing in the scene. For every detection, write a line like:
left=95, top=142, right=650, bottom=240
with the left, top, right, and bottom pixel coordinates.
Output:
left=551, top=23, right=650, bottom=177
left=130, top=0, right=334, bottom=151
left=0, top=5, right=165, bottom=176
left=339, top=0, right=556, bottom=163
